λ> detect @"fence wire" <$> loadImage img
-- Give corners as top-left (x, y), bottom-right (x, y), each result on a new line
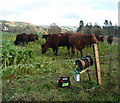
top-left (2, 53), bottom-right (119, 98)
top-left (0, 54), bottom-right (118, 69)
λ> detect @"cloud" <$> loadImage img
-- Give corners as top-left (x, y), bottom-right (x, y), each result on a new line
top-left (0, 0), bottom-right (51, 17)
top-left (62, 13), bottom-right (80, 19)
top-left (0, 0), bottom-right (118, 26)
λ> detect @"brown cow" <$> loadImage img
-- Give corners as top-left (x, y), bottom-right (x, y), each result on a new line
top-left (95, 35), bottom-right (104, 43)
top-left (100, 36), bottom-right (105, 42)
top-left (87, 34), bottom-right (104, 47)
top-left (14, 33), bottom-right (28, 45)
top-left (42, 33), bottom-right (80, 40)
top-left (68, 33), bottom-right (98, 57)
top-left (14, 33), bottom-right (39, 45)
top-left (41, 33), bottom-right (71, 56)
top-left (28, 34), bottom-right (38, 42)
top-left (107, 36), bottom-right (114, 45)
top-left (42, 34), bottom-right (51, 40)
top-left (34, 34), bottom-right (39, 40)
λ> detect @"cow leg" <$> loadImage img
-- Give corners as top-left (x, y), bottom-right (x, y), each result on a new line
top-left (90, 44), bottom-right (92, 47)
top-left (71, 47), bottom-right (76, 56)
top-left (53, 48), bottom-right (58, 56)
top-left (76, 48), bottom-right (79, 55)
top-left (110, 42), bottom-right (112, 45)
top-left (77, 48), bottom-right (83, 57)
top-left (55, 49), bottom-right (58, 56)
top-left (20, 41), bottom-right (24, 46)
top-left (80, 50), bottom-right (83, 57)
top-left (65, 47), bottom-right (70, 55)
top-left (53, 49), bottom-right (56, 55)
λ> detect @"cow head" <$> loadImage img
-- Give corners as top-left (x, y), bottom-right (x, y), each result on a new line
top-left (14, 41), bottom-right (18, 45)
top-left (100, 36), bottom-right (105, 42)
top-left (91, 34), bottom-right (98, 44)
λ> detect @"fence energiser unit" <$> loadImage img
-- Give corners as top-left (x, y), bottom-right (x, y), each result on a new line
top-left (74, 55), bottom-right (93, 81)
top-left (58, 77), bottom-right (70, 88)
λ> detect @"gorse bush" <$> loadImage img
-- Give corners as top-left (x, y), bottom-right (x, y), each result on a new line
top-left (1, 40), bottom-right (34, 68)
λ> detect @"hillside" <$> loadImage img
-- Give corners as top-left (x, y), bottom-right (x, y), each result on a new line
top-left (0, 20), bottom-right (77, 34)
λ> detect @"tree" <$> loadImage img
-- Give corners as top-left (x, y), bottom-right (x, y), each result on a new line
top-left (85, 23), bottom-right (89, 27)
top-left (89, 22), bottom-right (93, 28)
top-left (104, 20), bottom-right (108, 27)
top-left (94, 22), bottom-right (101, 28)
top-left (77, 20), bottom-right (84, 33)
top-left (82, 26), bottom-right (91, 34)
top-left (79, 20), bottom-right (84, 27)
top-left (84, 23), bottom-right (92, 33)
top-left (109, 21), bottom-right (112, 27)
top-left (48, 23), bottom-right (61, 34)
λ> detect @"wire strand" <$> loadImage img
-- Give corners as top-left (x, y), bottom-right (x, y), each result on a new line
top-left (1, 54), bottom-right (118, 69)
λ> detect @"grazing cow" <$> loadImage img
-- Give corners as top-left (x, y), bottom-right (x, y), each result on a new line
top-left (68, 33), bottom-right (98, 57)
top-left (95, 35), bottom-right (105, 42)
top-left (87, 34), bottom-right (104, 47)
top-left (107, 36), bottom-right (114, 45)
top-left (42, 33), bottom-right (71, 56)
top-left (14, 33), bottom-right (39, 45)
top-left (28, 34), bottom-right (38, 42)
top-left (42, 33), bottom-right (80, 40)
top-left (42, 34), bottom-right (51, 40)
top-left (14, 33), bottom-right (28, 45)
top-left (34, 34), bottom-right (39, 40)
top-left (100, 36), bottom-right (105, 42)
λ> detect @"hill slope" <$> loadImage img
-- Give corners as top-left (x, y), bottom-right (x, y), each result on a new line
top-left (0, 20), bottom-right (77, 34)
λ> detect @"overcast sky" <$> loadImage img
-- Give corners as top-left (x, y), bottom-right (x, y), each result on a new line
top-left (0, 0), bottom-right (119, 26)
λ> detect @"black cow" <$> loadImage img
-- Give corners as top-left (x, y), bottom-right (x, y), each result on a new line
top-left (14, 33), bottom-right (39, 45)
top-left (14, 33), bottom-right (28, 45)
top-left (107, 36), bottom-right (114, 45)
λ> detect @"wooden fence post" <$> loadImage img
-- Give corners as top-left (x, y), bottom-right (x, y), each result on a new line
top-left (93, 43), bottom-right (102, 86)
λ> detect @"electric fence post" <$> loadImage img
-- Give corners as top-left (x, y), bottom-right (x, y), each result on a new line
top-left (93, 43), bottom-right (102, 87)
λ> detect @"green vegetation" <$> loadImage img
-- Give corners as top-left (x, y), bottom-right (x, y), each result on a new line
top-left (1, 32), bottom-right (119, 102)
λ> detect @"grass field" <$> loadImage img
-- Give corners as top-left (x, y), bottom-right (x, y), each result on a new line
top-left (1, 32), bottom-right (120, 102)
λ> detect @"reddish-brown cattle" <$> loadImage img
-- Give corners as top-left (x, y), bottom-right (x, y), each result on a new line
top-left (42, 33), bottom-right (71, 56)
top-left (87, 34), bottom-right (105, 47)
top-left (42, 33), bottom-right (81, 40)
top-left (68, 33), bottom-right (98, 57)
top-left (34, 34), bottom-right (39, 40)
top-left (28, 34), bottom-right (38, 42)
top-left (107, 36), bottom-right (114, 45)
top-left (95, 34), bottom-right (104, 42)
top-left (42, 34), bottom-right (51, 40)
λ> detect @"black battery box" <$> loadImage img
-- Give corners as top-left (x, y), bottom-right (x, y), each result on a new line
top-left (58, 77), bottom-right (70, 88)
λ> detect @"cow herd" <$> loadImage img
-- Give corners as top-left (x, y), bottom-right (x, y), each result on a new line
top-left (14, 33), bottom-right (114, 56)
